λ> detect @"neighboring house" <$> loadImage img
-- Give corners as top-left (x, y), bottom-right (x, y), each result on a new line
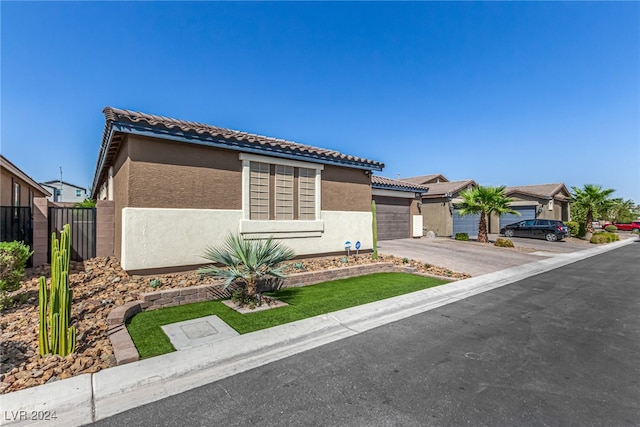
top-left (414, 178), bottom-right (479, 237)
top-left (403, 173), bottom-right (449, 185)
top-left (490, 183), bottom-right (572, 231)
top-left (40, 180), bottom-right (87, 203)
top-left (371, 176), bottom-right (429, 240)
top-left (0, 154), bottom-right (51, 245)
top-left (90, 107), bottom-right (384, 271)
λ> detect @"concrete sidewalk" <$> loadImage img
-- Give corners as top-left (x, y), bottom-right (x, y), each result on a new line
top-left (1, 237), bottom-right (636, 426)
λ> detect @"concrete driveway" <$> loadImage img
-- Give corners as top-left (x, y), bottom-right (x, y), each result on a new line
top-left (378, 234), bottom-right (633, 277)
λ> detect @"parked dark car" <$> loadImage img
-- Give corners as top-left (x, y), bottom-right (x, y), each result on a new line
top-left (500, 219), bottom-right (569, 242)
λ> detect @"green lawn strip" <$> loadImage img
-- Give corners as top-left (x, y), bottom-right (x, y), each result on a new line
top-left (126, 272), bottom-right (448, 359)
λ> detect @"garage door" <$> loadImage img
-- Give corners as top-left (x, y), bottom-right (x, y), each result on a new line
top-left (500, 206), bottom-right (536, 229)
top-left (452, 208), bottom-right (480, 238)
top-left (374, 198), bottom-right (410, 240)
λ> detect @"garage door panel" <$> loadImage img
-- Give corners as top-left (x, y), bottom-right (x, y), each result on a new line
top-left (452, 209), bottom-right (480, 238)
top-left (376, 202), bottom-right (410, 240)
top-left (500, 206), bottom-right (536, 229)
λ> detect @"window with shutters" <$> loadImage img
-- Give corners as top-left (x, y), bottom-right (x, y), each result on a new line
top-left (275, 165), bottom-right (294, 220)
top-left (250, 162), bottom-right (270, 220)
top-left (298, 168), bottom-right (316, 220)
top-left (246, 159), bottom-right (319, 221)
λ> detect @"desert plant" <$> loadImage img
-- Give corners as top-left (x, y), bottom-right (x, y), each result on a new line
top-left (0, 241), bottom-right (32, 309)
top-left (590, 232), bottom-right (620, 244)
top-left (402, 257), bottom-right (409, 264)
top-left (565, 221), bottom-right (579, 237)
top-left (604, 225), bottom-right (618, 233)
top-left (570, 184), bottom-right (615, 236)
top-left (73, 198), bottom-right (96, 208)
top-left (293, 262), bottom-right (305, 270)
top-left (149, 278), bottom-right (162, 288)
top-left (371, 200), bottom-right (378, 260)
top-left (494, 238), bottom-right (514, 248)
top-left (454, 233), bottom-right (469, 241)
top-left (38, 224), bottom-right (76, 357)
top-left (198, 234), bottom-right (295, 303)
top-left (457, 186), bottom-right (519, 243)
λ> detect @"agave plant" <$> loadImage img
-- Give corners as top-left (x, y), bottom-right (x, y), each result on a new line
top-left (198, 234), bottom-right (295, 302)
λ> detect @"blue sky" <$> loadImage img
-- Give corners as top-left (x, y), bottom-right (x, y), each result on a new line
top-left (2, 2), bottom-right (639, 202)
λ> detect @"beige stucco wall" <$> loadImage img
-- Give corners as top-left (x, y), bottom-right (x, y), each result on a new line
top-left (421, 198), bottom-right (453, 237)
top-left (1, 168), bottom-right (48, 207)
top-left (120, 208), bottom-right (373, 271)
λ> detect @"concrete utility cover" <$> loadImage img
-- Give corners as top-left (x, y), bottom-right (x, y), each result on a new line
top-left (161, 315), bottom-right (239, 350)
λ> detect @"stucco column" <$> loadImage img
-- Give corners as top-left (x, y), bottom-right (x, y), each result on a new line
top-left (32, 197), bottom-right (49, 266)
top-left (96, 200), bottom-right (115, 257)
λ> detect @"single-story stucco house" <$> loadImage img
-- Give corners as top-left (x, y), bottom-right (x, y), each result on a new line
top-left (90, 107), bottom-right (384, 272)
top-left (489, 183), bottom-right (572, 231)
top-left (371, 175), bottom-right (429, 240)
top-left (403, 176), bottom-right (478, 237)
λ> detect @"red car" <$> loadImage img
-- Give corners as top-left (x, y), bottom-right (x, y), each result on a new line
top-left (601, 220), bottom-right (640, 231)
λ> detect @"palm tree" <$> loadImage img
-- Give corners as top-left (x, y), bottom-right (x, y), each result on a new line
top-left (198, 234), bottom-right (295, 303)
top-left (456, 185), bottom-right (519, 243)
top-left (570, 184), bottom-right (615, 236)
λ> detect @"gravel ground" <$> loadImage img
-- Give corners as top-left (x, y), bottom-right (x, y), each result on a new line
top-left (0, 253), bottom-right (470, 394)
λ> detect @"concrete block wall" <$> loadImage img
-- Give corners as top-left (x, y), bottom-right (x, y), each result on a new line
top-left (30, 198), bottom-right (114, 266)
top-left (96, 200), bottom-right (114, 257)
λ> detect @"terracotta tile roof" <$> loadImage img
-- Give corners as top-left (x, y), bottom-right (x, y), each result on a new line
top-left (92, 107), bottom-right (385, 199)
top-left (371, 175), bottom-right (429, 193)
top-left (421, 180), bottom-right (477, 198)
top-left (403, 174), bottom-right (449, 185)
top-left (504, 183), bottom-right (570, 200)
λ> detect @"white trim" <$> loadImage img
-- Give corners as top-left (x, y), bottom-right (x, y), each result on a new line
top-left (315, 169), bottom-right (322, 220)
top-left (107, 166), bottom-right (114, 201)
top-left (372, 188), bottom-right (419, 199)
top-left (239, 153), bottom-right (324, 170)
top-left (242, 160), bottom-right (250, 220)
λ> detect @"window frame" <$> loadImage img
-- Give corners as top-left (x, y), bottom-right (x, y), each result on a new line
top-left (240, 153), bottom-right (324, 237)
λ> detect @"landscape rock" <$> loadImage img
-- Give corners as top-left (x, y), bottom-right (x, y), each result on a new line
top-left (1, 253), bottom-right (470, 394)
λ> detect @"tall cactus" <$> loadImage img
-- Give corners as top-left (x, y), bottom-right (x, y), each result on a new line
top-left (38, 224), bottom-right (76, 357)
top-left (371, 200), bottom-right (378, 260)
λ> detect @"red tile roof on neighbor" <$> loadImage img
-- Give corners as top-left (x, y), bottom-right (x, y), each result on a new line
top-left (371, 175), bottom-right (430, 193)
top-left (504, 183), bottom-right (570, 200)
top-left (421, 180), bottom-right (478, 198)
top-left (92, 107), bottom-right (385, 199)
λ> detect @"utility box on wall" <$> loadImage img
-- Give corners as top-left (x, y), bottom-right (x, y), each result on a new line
top-left (412, 215), bottom-right (423, 238)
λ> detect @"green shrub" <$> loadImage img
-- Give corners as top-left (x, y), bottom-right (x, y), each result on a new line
top-left (0, 241), bottom-right (32, 307)
top-left (149, 278), bottom-right (162, 288)
top-left (494, 238), bottom-right (514, 248)
top-left (73, 198), bottom-right (96, 208)
top-left (402, 257), bottom-right (409, 264)
top-left (454, 233), bottom-right (469, 241)
top-left (632, 229), bottom-right (640, 235)
top-left (604, 225), bottom-right (618, 232)
top-left (577, 222), bottom-right (586, 238)
top-left (590, 232), bottom-right (620, 244)
top-left (565, 221), bottom-right (579, 236)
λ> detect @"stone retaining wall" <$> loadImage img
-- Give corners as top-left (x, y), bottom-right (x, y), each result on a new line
top-left (139, 263), bottom-right (416, 310)
top-left (108, 262), bottom-right (419, 365)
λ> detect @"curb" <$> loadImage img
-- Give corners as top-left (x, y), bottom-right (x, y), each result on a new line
top-left (0, 237), bottom-right (635, 426)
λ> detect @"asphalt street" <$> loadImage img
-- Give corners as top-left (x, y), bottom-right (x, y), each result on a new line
top-left (95, 242), bottom-right (640, 427)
